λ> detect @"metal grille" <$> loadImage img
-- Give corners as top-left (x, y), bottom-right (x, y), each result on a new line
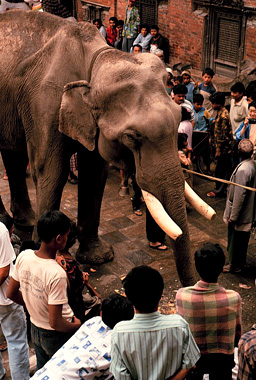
top-left (216, 17), bottom-right (240, 65)
top-left (137, 0), bottom-right (157, 25)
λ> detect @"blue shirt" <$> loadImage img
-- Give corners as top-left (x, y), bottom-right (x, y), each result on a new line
top-left (110, 311), bottom-right (200, 380)
top-left (235, 121), bottom-right (251, 141)
top-left (186, 82), bottom-right (195, 104)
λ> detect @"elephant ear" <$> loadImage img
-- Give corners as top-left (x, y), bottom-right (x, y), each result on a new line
top-left (59, 80), bottom-right (96, 151)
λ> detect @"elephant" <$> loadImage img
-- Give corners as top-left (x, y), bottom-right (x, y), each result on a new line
top-left (0, 10), bottom-right (216, 286)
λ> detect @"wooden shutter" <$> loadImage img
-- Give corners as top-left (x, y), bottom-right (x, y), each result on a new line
top-left (137, 0), bottom-right (157, 26)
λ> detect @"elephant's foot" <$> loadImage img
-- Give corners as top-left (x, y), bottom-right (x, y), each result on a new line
top-left (76, 237), bottom-right (114, 265)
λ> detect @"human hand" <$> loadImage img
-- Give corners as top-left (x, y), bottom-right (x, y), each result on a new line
top-left (194, 81), bottom-right (198, 88)
top-left (244, 117), bottom-right (249, 127)
top-left (82, 272), bottom-right (89, 285)
top-left (72, 316), bottom-right (81, 328)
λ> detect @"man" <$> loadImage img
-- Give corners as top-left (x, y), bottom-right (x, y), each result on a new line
top-left (237, 324), bottom-right (256, 380)
top-left (0, 215), bottom-right (30, 380)
top-left (173, 84), bottom-right (195, 128)
top-left (149, 25), bottom-right (169, 63)
top-left (110, 265), bottom-right (200, 380)
top-left (207, 92), bottom-right (233, 198)
top-left (122, 0), bottom-right (140, 53)
top-left (223, 139), bottom-right (256, 273)
top-left (176, 243), bottom-right (242, 380)
top-left (31, 294), bottom-right (134, 379)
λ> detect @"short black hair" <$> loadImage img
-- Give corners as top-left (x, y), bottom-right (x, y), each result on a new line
top-left (193, 93), bottom-right (204, 104)
top-left (37, 210), bottom-right (71, 243)
top-left (172, 84), bottom-right (188, 95)
top-left (61, 220), bottom-right (77, 250)
top-left (249, 101), bottom-right (256, 109)
top-left (150, 25), bottom-right (159, 32)
top-left (0, 214), bottom-right (14, 232)
top-left (117, 19), bottom-right (124, 26)
top-left (178, 133), bottom-right (188, 150)
top-left (209, 91), bottom-right (226, 106)
top-left (140, 24), bottom-right (149, 32)
top-left (93, 18), bottom-right (102, 26)
top-left (247, 91), bottom-right (256, 102)
top-left (109, 17), bottom-right (118, 24)
top-left (123, 265), bottom-right (164, 312)
top-left (20, 240), bottom-right (40, 252)
top-left (230, 82), bottom-right (245, 94)
top-left (246, 81), bottom-right (256, 97)
top-left (101, 294), bottom-right (134, 329)
top-left (202, 67), bottom-right (215, 77)
top-left (195, 243), bottom-right (225, 282)
top-left (181, 106), bottom-right (191, 121)
top-left (133, 44), bottom-right (142, 51)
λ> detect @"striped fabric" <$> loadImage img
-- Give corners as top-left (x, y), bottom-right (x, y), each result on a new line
top-left (237, 325), bottom-right (256, 380)
top-left (110, 312), bottom-right (200, 380)
top-left (176, 280), bottom-right (242, 355)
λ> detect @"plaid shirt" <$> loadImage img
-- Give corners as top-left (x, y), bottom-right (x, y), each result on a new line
top-left (237, 325), bottom-right (256, 380)
top-left (176, 280), bottom-right (242, 355)
top-left (214, 107), bottom-right (233, 153)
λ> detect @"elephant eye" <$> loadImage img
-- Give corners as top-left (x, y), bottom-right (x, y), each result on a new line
top-left (121, 132), bottom-right (142, 151)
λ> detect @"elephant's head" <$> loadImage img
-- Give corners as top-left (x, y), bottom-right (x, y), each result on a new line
top-left (59, 50), bottom-right (215, 286)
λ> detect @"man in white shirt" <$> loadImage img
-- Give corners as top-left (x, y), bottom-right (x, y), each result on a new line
top-left (230, 82), bottom-right (248, 135)
top-left (0, 216), bottom-right (30, 380)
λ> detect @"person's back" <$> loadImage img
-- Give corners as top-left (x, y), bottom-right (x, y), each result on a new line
top-left (111, 266), bottom-right (200, 380)
top-left (237, 324), bottom-right (256, 380)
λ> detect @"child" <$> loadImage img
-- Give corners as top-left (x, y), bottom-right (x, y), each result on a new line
top-left (230, 82), bottom-right (248, 135)
top-left (198, 67), bottom-right (216, 116)
top-left (165, 67), bottom-right (174, 95)
top-left (181, 70), bottom-right (196, 104)
top-left (106, 17), bottom-right (118, 46)
top-left (178, 133), bottom-right (192, 168)
top-left (7, 210), bottom-right (81, 370)
top-left (56, 221), bottom-right (101, 323)
top-left (133, 24), bottom-right (151, 52)
top-left (193, 93), bottom-right (211, 132)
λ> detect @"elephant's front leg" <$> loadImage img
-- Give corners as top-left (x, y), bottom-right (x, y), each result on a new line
top-left (76, 146), bottom-right (114, 264)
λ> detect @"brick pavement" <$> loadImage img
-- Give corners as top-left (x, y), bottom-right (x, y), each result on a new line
top-left (0, 160), bottom-right (256, 378)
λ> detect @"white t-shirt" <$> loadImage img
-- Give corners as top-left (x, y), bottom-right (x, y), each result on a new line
top-left (0, 223), bottom-right (16, 306)
top-left (12, 249), bottom-right (74, 330)
top-left (178, 120), bottom-right (193, 148)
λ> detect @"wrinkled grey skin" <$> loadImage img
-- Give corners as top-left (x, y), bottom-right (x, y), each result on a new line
top-left (0, 10), bottom-right (195, 286)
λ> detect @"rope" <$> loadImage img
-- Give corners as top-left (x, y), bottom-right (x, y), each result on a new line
top-left (183, 168), bottom-right (256, 192)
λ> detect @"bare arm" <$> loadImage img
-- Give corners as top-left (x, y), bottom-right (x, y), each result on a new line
top-left (83, 272), bottom-right (101, 299)
top-left (7, 277), bottom-right (25, 306)
top-left (49, 304), bottom-right (81, 333)
top-left (0, 265), bottom-right (10, 287)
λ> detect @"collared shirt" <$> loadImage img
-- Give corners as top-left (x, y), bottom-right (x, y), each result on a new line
top-left (214, 107), bottom-right (233, 153)
top-left (176, 281), bottom-right (242, 355)
top-left (230, 97), bottom-right (248, 135)
top-left (31, 316), bottom-right (114, 380)
top-left (237, 325), bottom-right (256, 380)
top-left (122, 5), bottom-right (140, 39)
top-left (110, 311), bottom-right (200, 380)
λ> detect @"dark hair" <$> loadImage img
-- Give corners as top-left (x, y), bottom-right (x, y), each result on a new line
top-left (230, 82), bottom-right (245, 94)
top-left (93, 18), bottom-right (102, 27)
top-left (62, 220), bottom-right (77, 251)
top-left (133, 44), bottom-right (142, 51)
top-left (246, 81), bottom-right (256, 97)
top-left (193, 93), bottom-right (204, 104)
top-left (123, 265), bottom-right (164, 312)
top-left (20, 240), bottom-right (40, 252)
top-left (173, 76), bottom-right (183, 84)
top-left (140, 24), bottom-right (149, 32)
top-left (37, 210), bottom-right (71, 243)
top-left (195, 243), bottom-right (225, 282)
top-left (202, 67), bottom-right (215, 77)
top-left (178, 133), bottom-right (188, 150)
top-left (101, 294), bottom-right (134, 329)
top-left (0, 214), bottom-right (14, 232)
top-left (247, 91), bottom-right (256, 102)
top-left (209, 91), bottom-right (226, 106)
top-left (172, 84), bottom-right (188, 95)
top-left (109, 17), bottom-right (118, 24)
top-left (181, 106), bottom-right (191, 121)
top-left (117, 19), bottom-right (124, 26)
top-left (150, 25), bottom-right (159, 32)
top-left (248, 101), bottom-right (256, 109)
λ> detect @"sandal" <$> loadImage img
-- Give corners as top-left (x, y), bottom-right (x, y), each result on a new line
top-left (134, 209), bottom-right (143, 216)
top-left (206, 191), bottom-right (216, 198)
top-left (149, 243), bottom-right (168, 251)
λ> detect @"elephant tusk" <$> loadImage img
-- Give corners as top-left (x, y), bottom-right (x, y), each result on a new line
top-left (141, 189), bottom-right (183, 241)
top-left (184, 181), bottom-right (216, 220)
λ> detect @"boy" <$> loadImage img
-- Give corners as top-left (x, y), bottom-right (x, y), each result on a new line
top-left (198, 67), bottom-right (216, 116)
top-left (182, 70), bottom-right (195, 104)
top-left (7, 210), bottom-right (81, 370)
top-left (149, 24), bottom-right (169, 63)
top-left (106, 17), bottom-right (118, 46)
top-left (193, 93), bottom-right (211, 132)
top-left (230, 82), bottom-right (248, 135)
top-left (110, 265), bottom-right (200, 380)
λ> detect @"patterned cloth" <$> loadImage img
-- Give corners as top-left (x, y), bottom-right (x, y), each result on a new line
top-left (176, 280), bottom-right (242, 355)
top-left (70, 153), bottom-right (78, 172)
top-left (122, 4), bottom-right (140, 39)
top-left (214, 107), bottom-right (233, 153)
top-left (31, 316), bottom-right (114, 380)
top-left (41, 0), bottom-right (73, 18)
top-left (237, 325), bottom-right (256, 380)
top-left (110, 311), bottom-right (200, 380)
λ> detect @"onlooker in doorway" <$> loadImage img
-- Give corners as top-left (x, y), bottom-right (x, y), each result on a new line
top-left (223, 139), bottom-right (256, 273)
top-left (122, 0), bottom-right (140, 53)
top-left (237, 324), bottom-right (256, 380)
top-left (149, 24), bottom-right (169, 63)
top-left (132, 24), bottom-right (151, 52)
top-left (230, 82), bottom-right (248, 136)
top-left (198, 67), bottom-right (216, 116)
top-left (176, 242), bottom-right (242, 380)
top-left (106, 17), bottom-right (118, 46)
top-left (93, 18), bottom-right (107, 39)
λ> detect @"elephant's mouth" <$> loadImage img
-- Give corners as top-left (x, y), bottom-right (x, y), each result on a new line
top-left (142, 183), bottom-right (216, 241)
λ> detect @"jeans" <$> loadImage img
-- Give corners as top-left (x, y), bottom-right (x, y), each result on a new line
top-left (0, 303), bottom-right (30, 380)
top-left (31, 323), bottom-right (72, 370)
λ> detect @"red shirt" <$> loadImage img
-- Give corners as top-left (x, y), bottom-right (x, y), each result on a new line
top-left (106, 26), bottom-right (117, 46)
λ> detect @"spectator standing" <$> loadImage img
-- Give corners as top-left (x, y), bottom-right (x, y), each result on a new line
top-left (149, 25), bottom-right (169, 63)
top-left (106, 17), bottom-right (118, 46)
top-left (176, 242), bottom-right (242, 380)
top-left (182, 70), bottom-right (196, 104)
top-left (237, 324), bottom-right (256, 380)
top-left (122, 0), bottom-right (140, 53)
top-left (193, 93), bottom-right (211, 132)
top-left (7, 210), bottom-right (81, 370)
top-left (223, 139), bottom-right (256, 273)
top-left (111, 265), bottom-right (200, 380)
top-left (93, 18), bottom-right (107, 39)
top-left (133, 24), bottom-right (151, 52)
top-left (198, 67), bottom-right (216, 116)
top-left (207, 92), bottom-right (233, 198)
top-left (230, 82), bottom-right (248, 136)
top-left (0, 217), bottom-right (30, 380)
